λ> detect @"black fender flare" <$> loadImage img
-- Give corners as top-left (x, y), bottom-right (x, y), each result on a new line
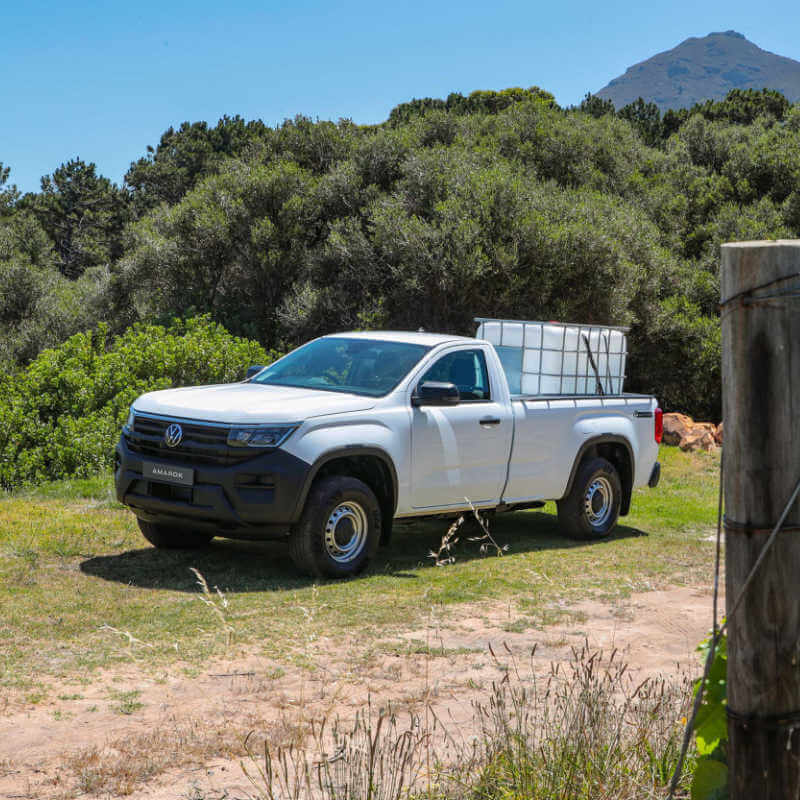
top-left (291, 446), bottom-right (399, 536)
top-left (562, 435), bottom-right (635, 516)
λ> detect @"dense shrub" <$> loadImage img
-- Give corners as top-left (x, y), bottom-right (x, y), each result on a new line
top-left (116, 159), bottom-right (317, 345)
top-left (629, 296), bottom-right (721, 419)
top-left (0, 317), bottom-right (274, 487)
top-left (5, 87), bottom-right (800, 437)
top-left (0, 212), bottom-right (114, 366)
top-left (387, 86), bottom-right (557, 125)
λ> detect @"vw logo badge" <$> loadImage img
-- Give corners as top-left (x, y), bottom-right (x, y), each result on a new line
top-left (164, 423), bottom-right (183, 448)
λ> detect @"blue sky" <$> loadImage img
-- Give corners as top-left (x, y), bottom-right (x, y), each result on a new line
top-left (2, 0), bottom-right (798, 194)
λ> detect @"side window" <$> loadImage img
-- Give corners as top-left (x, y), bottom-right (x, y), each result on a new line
top-left (418, 349), bottom-right (491, 401)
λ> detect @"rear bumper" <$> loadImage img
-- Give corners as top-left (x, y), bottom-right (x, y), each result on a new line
top-left (648, 461), bottom-right (661, 489)
top-left (114, 435), bottom-right (311, 538)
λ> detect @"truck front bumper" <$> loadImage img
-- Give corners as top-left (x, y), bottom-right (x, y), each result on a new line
top-left (114, 435), bottom-right (312, 538)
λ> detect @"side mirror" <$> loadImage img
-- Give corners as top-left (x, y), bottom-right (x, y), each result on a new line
top-left (412, 381), bottom-right (460, 407)
top-left (246, 365), bottom-right (264, 380)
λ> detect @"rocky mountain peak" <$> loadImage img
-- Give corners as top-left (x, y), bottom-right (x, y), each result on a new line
top-left (595, 32), bottom-right (800, 111)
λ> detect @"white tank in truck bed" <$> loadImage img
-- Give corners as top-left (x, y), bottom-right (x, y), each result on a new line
top-left (475, 317), bottom-right (628, 396)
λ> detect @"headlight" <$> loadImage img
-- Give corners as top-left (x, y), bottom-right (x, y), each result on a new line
top-left (227, 425), bottom-right (297, 448)
top-left (125, 406), bottom-right (136, 430)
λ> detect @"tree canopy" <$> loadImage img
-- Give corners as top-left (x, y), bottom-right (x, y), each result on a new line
top-left (3, 86), bottom-right (800, 421)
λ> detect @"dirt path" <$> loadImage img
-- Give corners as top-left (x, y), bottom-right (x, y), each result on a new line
top-left (0, 584), bottom-right (715, 800)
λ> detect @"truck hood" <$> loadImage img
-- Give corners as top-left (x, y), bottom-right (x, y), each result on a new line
top-left (133, 383), bottom-right (375, 424)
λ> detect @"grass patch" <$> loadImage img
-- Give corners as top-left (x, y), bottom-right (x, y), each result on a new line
top-left (109, 689), bottom-right (144, 715)
top-left (0, 446), bottom-right (719, 690)
top-left (380, 638), bottom-right (482, 658)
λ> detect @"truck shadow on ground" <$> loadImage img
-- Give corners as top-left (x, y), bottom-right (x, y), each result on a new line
top-left (79, 510), bottom-right (647, 594)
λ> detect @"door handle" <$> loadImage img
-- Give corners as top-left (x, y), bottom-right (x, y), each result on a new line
top-left (479, 417), bottom-right (502, 426)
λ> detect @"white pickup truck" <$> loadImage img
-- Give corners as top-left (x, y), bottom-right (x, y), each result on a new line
top-left (115, 320), bottom-right (662, 577)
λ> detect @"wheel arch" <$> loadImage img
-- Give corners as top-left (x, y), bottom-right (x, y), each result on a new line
top-left (562, 435), bottom-right (635, 516)
top-left (293, 447), bottom-right (398, 544)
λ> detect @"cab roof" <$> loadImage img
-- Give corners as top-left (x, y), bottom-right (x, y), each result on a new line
top-left (322, 330), bottom-right (476, 347)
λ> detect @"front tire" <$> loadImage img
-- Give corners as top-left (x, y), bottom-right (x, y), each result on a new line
top-left (138, 519), bottom-right (214, 549)
top-left (289, 476), bottom-right (381, 578)
top-left (557, 457), bottom-right (621, 540)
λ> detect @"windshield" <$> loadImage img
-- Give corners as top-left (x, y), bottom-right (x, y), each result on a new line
top-left (251, 337), bottom-right (431, 397)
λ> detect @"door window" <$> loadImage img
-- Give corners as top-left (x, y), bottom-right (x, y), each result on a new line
top-left (418, 349), bottom-right (490, 402)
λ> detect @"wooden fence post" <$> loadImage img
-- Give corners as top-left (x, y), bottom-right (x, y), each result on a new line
top-left (721, 240), bottom-right (800, 798)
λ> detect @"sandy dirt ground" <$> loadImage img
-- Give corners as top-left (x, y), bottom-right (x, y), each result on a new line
top-left (0, 584), bottom-right (716, 800)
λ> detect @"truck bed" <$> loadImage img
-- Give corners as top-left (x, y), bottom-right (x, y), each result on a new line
top-left (502, 392), bottom-right (658, 503)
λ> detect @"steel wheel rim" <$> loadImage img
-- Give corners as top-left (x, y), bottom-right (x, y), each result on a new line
top-left (584, 476), bottom-right (613, 527)
top-left (324, 501), bottom-right (368, 563)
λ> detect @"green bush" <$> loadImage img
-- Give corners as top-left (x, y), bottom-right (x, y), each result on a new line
top-left (0, 317), bottom-right (274, 488)
top-left (628, 296), bottom-right (722, 420)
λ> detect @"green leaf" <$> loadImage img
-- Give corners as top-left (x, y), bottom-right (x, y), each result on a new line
top-left (691, 758), bottom-right (728, 800)
top-left (693, 630), bottom-right (728, 756)
top-left (694, 697), bottom-right (727, 755)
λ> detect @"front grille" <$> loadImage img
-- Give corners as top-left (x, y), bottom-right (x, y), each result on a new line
top-left (126, 415), bottom-right (255, 467)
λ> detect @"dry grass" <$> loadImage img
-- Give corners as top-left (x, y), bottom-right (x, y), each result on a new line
top-left (62, 699), bottom-right (375, 797)
top-left (242, 702), bottom-right (433, 800)
top-left (238, 645), bottom-right (693, 800)
top-left (64, 717), bottom-right (248, 796)
top-left (461, 644), bottom-right (691, 799)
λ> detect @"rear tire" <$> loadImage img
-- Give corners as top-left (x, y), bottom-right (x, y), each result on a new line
top-left (289, 476), bottom-right (381, 578)
top-left (138, 519), bottom-right (214, 549)
top-left (557, 457), bottom-right (621, 540)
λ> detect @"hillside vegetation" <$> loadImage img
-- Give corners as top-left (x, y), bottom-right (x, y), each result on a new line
top-left (2, 86), bottom-right (799, 482)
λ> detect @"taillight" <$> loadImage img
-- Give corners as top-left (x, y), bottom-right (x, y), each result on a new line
top-left (654, 407), bottom-right (663, 444)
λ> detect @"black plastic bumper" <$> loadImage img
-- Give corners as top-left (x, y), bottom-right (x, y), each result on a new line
top-left (648, 461), bottom-right (661, 489)
top-left (114, 435), bottom-right (312, 538)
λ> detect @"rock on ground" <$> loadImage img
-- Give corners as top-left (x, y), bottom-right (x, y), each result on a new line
top-left (663, 412), bottom-right (721, 452)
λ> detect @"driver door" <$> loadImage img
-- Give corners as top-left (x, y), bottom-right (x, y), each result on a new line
top-left (410, 348), bottom-right (513, 509)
